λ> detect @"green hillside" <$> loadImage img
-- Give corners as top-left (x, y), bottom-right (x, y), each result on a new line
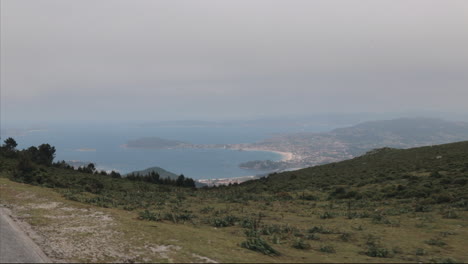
top-left (1, 139), bottom-right (467, 262)
top-left (126, 166), bottom-right (180, 180)
top-left (127, 166), bottom-right (207, 187)
top-left (241, 141), bottom-right (468, 199)
top-left (247, 118), bottom-right (468, 169)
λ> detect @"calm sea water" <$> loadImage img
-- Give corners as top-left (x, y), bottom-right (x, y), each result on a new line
top-left (4, 122), bottom-right (327, 179)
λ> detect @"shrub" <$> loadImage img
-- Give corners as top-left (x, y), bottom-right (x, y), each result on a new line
top-left (414, 204), bottom-right (433, 212)
top-left (392, 246), bottom-right (403, 254)
top-left (138, 210), bottom-right (161, 221)
top-left (442, 209), bottom-right (459, 219)
top-left (371, 214), bottom-right (389, 224)
top-left (452, 199), bottom-right (468, 210)
top-left (241, 237), bottom-right (280, 256)
top-left (434, 193), bottom-right (453, 203)
top-left (415, 248), bottom-right (427, 256)
top-left (366, 235), bottom-right (390, 258)
top-left (340, 232), bottom-right (352, 242)
top-left (210, 215), bottom-right (239, 227)
top-left (452, 178), bottom-right (467, 185)
top-left (347, 211), bottom-right (371, 219)
top-left (240, 217), bottom-right (256, 229)
top-left (300, 194), bottom-right (318, 201)
top-left (319, 211), bottom-right (334, 219)
top-left (292, 238), bottom-right (311, 250)
top-left (425, 239), bottom-right (446, 247)
top-left (308, 226), bottom-right (334, 234)
top-left (366, 245), bottom-right (390, 258)
top-left (319, 245), bottom-right (336, 253)
top-left (306, 233), bottom-right (320, 240)
top-left (199, 206), bottom-right (214, 214)
top-left (164, 210), bottom-right (195, 223)
top-left (275, 192), bottom-right (293, 200)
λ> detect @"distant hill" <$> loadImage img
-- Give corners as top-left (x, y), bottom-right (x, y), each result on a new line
top-left (242, 117), bottom-right (468, 169)
top-left (126, 166), bottom-right (207, 187)
top-left (126, 166), bottom-right (180, 179)
top-left (330, 118), bottom-right (468, 155)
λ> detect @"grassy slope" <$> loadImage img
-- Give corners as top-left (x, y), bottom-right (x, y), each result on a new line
top-left (242, 141), bottom-right (468, 193)
top-left (1, 141), bottom-right (467, 262)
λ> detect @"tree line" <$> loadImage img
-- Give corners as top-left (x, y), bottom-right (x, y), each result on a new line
top-left (126, 171), bottom-right (196, 187)
top-left (0, 137), bottom-right (195, 188)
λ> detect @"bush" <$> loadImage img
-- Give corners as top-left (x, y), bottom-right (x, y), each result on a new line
top-left (319, 211), bottom-right (334, 219)
top-left (241, 237), bottom-right (280, 256)
top-left (275, 192), bottom-right (293, 200)
top-left (415, 248), bottom-right (427, 256)
top-left (164, 210), bottom-right (195, 223)
top-left (442, 209), bottom-right (459, 219)
top-left (210, 215), bottom-right (239, 227)
top-left (319, 245), bottom-right (336, 253)
top-left (271, 234), bottom-right (281, 244)
top-left (425, 239), bottom-right (446, 247)
top-left (306, 233), bottom-right (320, 240)
top-left (366, 245), bottom-right (390, 258)
top-left (240, 217), bottom-right (257, 229)
top-left (430, 171), bottom-right (442, 178)
top-left (138, 210), bottom-right (161, 221)
top-left (371, 214), bottom-right (387, 223)
top-left (434, 193), bottom-right (453, 203)
top-left (292, 238), bottom-right (311, 250)
top-left (78, 177), bottom-right (105, 194)
top-left (340, 232), bottom-right (352, 242)
top-left (366, 235), bottom-right (390, 258)
top-left (452, 178), bottom-right (467, 185)
top-left (308, 226), bottom-right (334, 234)
top-left (199, 206), bottom-right (214, 214)
top-left (300, 194), bottom-right (318, 201)
top-left (414, 204), bottom-right (433, 212)
top-left (347, 211), bottom-right (371, 219)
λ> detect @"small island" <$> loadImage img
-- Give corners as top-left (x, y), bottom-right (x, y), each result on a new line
top-left (123, 137), bottom-right (190, 149)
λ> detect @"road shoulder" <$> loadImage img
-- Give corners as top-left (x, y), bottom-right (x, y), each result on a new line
top-left (0, 207), bottom-right (51, 263)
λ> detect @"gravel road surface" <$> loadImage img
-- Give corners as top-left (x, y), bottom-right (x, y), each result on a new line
top-left (0, 207), bottom-right (50, 263)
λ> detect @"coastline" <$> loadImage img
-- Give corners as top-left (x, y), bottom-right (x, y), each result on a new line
top-left (197, 175), bottom-right (259, 187)
top-left (197, 148), bottom-right (298, 186)
top-left (271, 150), bottom-right (294, 162)
top-left (234, 147), bottom-right (295, 162)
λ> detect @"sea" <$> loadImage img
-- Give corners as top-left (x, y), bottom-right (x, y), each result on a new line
top-left (2, 121), bottom-right (332, 180)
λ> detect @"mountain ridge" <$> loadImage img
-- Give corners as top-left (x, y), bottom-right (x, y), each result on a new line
top-left (239, 117), bottom-right (468, 170)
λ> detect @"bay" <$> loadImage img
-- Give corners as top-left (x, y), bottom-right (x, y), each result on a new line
top-left (4, 122), bottom-right (283, 179)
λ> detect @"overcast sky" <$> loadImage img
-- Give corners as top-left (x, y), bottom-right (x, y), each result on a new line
top-left (1, 0), bottom-right (468, 123)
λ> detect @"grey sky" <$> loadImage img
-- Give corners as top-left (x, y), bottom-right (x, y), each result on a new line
top-left (1, 0), bottom-right (468, 122)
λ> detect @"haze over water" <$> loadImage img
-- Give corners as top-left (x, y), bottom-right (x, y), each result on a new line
top-left (3, 121), bottom-right (332, 179)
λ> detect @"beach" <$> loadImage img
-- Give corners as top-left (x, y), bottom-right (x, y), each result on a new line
top-left (271, 150), bottom-right (294, 161)
top-left (234, 147), bottom-right (296, 162)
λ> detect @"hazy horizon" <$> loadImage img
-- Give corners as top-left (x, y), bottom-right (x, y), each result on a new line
top-left (2, 0), bottom-right (468, 123)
